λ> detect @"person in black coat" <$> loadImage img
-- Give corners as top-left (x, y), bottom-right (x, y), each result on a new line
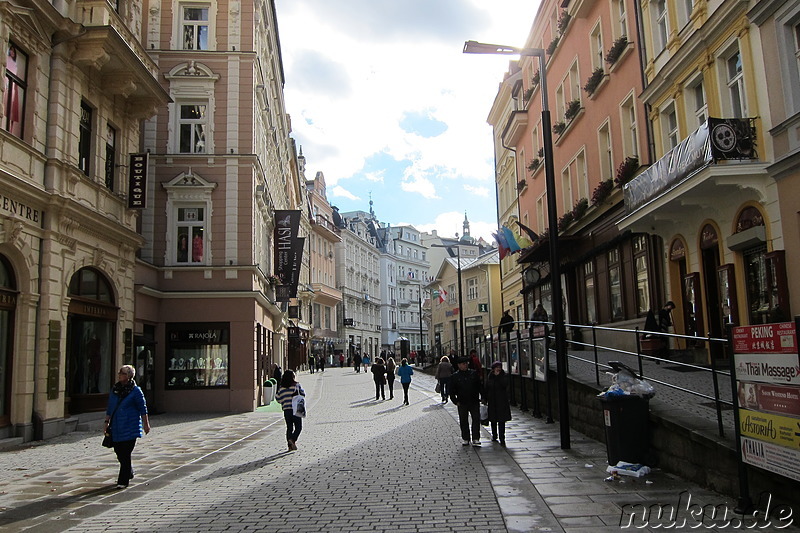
top-left (484, 361), bottom-right (512, 447)
top-left (449, 357), bottom-right (483, 446)
top-left (498, 310), bottom-right (514, 335)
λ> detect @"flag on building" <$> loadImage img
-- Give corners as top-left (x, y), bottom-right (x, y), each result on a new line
top-left (438, 286), bottom-right (448, 303)
top-left (502, 226), bottom-right (521, 252)
top-left (493, 231), bottom-right (510, 259)
top-left (515, 220), bottom-right (540, 243)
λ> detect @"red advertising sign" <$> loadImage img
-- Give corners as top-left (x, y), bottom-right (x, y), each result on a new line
top-left (733, 322), bottom-right (797, 354)
top-left (738, 382), bottom-right (800, 417)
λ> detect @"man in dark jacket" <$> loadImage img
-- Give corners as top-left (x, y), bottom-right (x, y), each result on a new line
top-left (498, 310), bottom-right (514, 335)
top-left (449, 357), bottom-right (483, 446)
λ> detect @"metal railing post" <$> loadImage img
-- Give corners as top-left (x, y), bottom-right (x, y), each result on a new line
top-left (592, 323), bottom-right (599, 385)
top-left (507, 330), bottom-right (517, 406)
top-left (545, 324), bottom-right (554, 423)
top-left (518, 329), bottom-right (527, 411)
top-left (709, 331), bottom-right (724, 437)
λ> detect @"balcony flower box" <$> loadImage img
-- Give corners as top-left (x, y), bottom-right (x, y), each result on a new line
top-left (605, 36), bottom-right (629, 66)
top-left (614, 156), bottom-right (640, 187)
top-left (583, 67), bottom-right (606, 97)
top-left (591, 179), bottom-right (614, 205)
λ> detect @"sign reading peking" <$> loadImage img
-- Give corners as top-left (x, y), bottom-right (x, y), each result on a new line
top-left (273, 210), bottom-right (302, 302)
top-left (128, 153), bottom-right (148, 209)
top-left (732, 321), bottom-right (800, 484)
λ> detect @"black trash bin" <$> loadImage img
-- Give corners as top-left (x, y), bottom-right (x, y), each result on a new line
top-left (599, 394), bottom-right (649, 465)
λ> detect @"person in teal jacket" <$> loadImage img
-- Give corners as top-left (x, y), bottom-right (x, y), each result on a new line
top-left (104, 365), bottom-right (150, 488)
top-left (396, 358), bottom-right (414, 405)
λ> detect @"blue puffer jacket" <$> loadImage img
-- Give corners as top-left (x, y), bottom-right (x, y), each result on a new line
top-left (106, 386), bottom-right (147, 442)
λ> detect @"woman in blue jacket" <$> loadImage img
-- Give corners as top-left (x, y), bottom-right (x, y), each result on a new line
top-left (104, 365), bottom-right (150, 488)
top-left (396, 358), bottom-right (414, 405)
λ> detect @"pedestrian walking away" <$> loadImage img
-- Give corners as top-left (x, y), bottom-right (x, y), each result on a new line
top-left (104, 365), bottom-right (151, 489)
top-left (396, 357), bottom-right (414, 405)
top-left (362, 353), bottom-right (371, 373)
top-left (271, 363), bottom-right (282, 384)
top-left (386, 357), bottom-right (396, 400)
top-left (275, 370), bottom-right (305, 451)
top-left (371, 357), bottom-right (387, 400)
top-left (353, 353), bottom-right (360, 373)
top-left (532, 303), bottom-right (548, 323)
top-left (498, 310), bottom-right (514, 335)
top-left (449, 356), bottom-right (483, 446)
top-left (435, 355), bottom-right (452, 403)
top-left (484, 361), bottom-right (512, 447)
top-left (308, 354), bottom-right (316, 374)
top-left (339, 353), bottom-right (345, 368)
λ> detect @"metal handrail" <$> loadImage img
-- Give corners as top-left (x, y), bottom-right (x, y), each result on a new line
top-left (433, 320), bottom-right (733, 438)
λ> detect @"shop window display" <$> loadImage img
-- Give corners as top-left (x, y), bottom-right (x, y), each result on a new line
top-left (166, 323), bottom-right (229, 389)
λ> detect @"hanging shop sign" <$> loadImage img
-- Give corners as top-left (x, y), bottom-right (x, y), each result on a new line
top-left (128, 153), bottom-right (148, 209)
top-left (273, 210), bottom-right (303, 302)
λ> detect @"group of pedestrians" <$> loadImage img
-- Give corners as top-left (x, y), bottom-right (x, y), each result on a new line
top-left (435, 351), bottom-right (511, 447)
top-left (370, 357), bottom-right (413, 404)
top-left (101, 350), bottom-right (508, 491)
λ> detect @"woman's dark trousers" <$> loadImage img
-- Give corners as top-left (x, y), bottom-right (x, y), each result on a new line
top-left (113, 439), bottom-right (137, 486)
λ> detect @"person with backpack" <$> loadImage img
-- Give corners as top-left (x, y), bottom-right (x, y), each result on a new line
top-left (275, 370), bottom-right (305, 451)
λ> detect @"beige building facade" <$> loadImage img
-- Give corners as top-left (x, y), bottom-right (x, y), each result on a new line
top-left (1, 0), bottom-right (168, 440)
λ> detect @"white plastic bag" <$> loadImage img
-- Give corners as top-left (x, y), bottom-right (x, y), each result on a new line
top-left (291, 394), bottom-right (307, 418)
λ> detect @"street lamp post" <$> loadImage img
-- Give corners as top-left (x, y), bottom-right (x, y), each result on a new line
top-left (417, 285), bottom-right (425, 362)
top-left (432, 244), bottom-right (466, 357)
top-left (463, 40), bottom-right (570, 450)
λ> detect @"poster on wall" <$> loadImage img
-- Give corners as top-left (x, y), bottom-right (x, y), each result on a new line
top-left (732, 321), bottom-right (800, 482)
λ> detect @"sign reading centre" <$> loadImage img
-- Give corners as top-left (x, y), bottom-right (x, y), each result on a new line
top-left (273, 210), bottom-right (303, 302)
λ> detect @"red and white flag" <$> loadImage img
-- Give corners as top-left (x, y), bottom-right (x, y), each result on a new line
top-left (438, 286), bottom-right (448, 303)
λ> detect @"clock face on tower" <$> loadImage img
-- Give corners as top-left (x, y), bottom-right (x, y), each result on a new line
top-left (524, 268), bottom-right (541, 285)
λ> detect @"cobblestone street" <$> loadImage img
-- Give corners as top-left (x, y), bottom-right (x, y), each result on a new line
top-left (0, 368), bottom-right (795, 532)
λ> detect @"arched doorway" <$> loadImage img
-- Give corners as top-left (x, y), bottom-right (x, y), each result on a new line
top-left (0, 255), bottom-right (17, 428)
top-left (66, 268), bottom-right (117, 414)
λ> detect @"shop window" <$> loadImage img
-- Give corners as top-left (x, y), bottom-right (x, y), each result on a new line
top-left (633, 235), bottom-right (650, 316)
top-left (166, 323), bottom-right (229, 388)
top-left (608, 248), bottom-right (623, 320)
top-left (67, 268), bottom-right (116, 405)
top-left (3, 42), bottom-right (27, 138)
top-left (744, 245), bottom-right (768, 324)
top-left (584, 261), bottom-right (597, 324)
top-left (0, 256), bottom-right (16, 425)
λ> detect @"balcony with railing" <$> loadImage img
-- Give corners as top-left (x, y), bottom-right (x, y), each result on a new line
top-left (311, 214), bottom-right (341, 241)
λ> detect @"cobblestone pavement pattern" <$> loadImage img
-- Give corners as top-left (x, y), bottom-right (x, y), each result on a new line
top-left (0, 368), bottom-right (795, 532)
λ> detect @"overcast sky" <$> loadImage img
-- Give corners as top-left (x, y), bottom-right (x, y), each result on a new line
top-left (275, 0), bottom-right (541, 242)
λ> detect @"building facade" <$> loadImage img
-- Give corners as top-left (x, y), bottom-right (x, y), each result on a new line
top-left (336, 209), bottom-right (381, 362)
top-left (306, 170), bottom-right (343, 365)
top-left (489, 0), bottom-right (659, 340)
top-left (621, 0), bottom-right (786, 361)
top-left (134, 0), bottom-right (299, 412)
top-left (1, 0), bottom-right (168, 440)
top-left (378, 224), bottom-right (430, 355)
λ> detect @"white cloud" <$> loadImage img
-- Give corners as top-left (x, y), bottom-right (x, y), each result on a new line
top-left (401, 174), bottom-right (439, 199)
top-left (464, 184), bottom-right (491, 197)
top-left (276, 0), bottom-right (540, 241)
top-left (331, 186), bottom-right (360, 201)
